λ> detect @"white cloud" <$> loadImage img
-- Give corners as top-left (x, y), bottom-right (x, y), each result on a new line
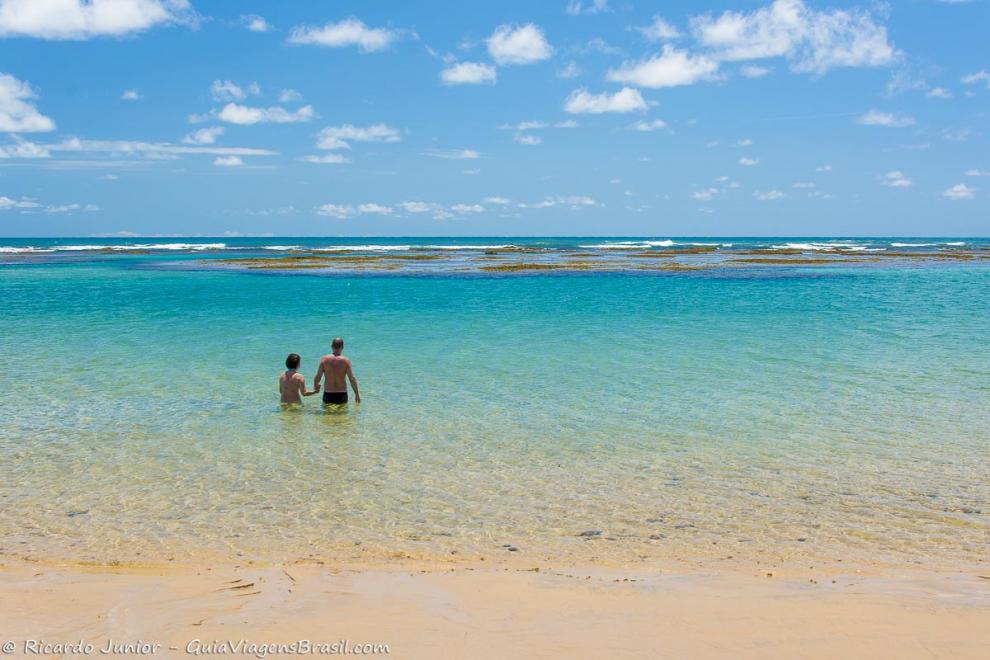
top-left (0, 195), bottom-right (39, 209)
top-left (943, 183), bottom-right (975, 200)
top-left (564, 87), bottom-right (647, 114)
top-left (739, 156), bottom-right (759, 166)
top-left (210, 80), bottom-right (260, 103)
top-left (606, 45), bottom-right (719, 88)
top-left (926, 87), bottom-right (952, 99)
top-left (754, 190), bottom-right (784, 201)
top-left (43, 203), bottom-right (99, 213)
top-left (741, 64), bottom-right (772, 78)
top-left (440, 61), bottom-right (496, 85)
top-left (0, 73), bottom-right (55, 132)
top-left (213, 156), bottom-right (243, 167)
top-left (32, 137), bottom-right (276, 159)
top-left (514, 134), bottom-right (541, 145)
top-left (451, 203), bottom-right (485, 213)
top-left (565, 0), bottom-right (610, 16)
top-left (628, 119), bottom-right (668, 131)
top-left (301, 154), bottom-right (349, 164)
top-left (690, 0), bottom-right (898, 74)
top-left (217, 103), bottom-right (316, 125)
top-left (691, 187), bottom-right (719, 201)
top-left (879, 170), bottom-right (912, 188)
top-left (858, 109), bottom-right (915, 127)
top-left (287, 18), bottom-right (401, 53)
top-left (0, 0), bottom-right (194, 40)
top-left (556, 61), bottom-right (581, 79)
top-left (735, 138), bottom-right (753, 147)
top-left (279, 89), bottom-right (303, 103)
top-left (816, 164), bottom-right (832, 172)
top-left (461, 168), bottom-right (481, 176)
top-left (965, 169), bottom-right (990, 177)
top-left (397, 201), bottom-right (435, 213)
top-left (357, 203), bottom-right (392, 215)
top-left (120, 89), bottom-right (141, 101)
top-left (487, 23), bottom-right (552, 65)
top-left (483, 196), bottom-right (511, 205)
top-left (182, 126), bottom-right (224, 145)
top-left (961, 70), bottom-right (990, 88)
top-left (316, 123), bottom-right (401, 150)
top-left (423, 148), bottom-right (480, 159)
top-left (521, 195), bottom-right (599, 209)
top-left (315, 204), bottom-right (355, 219)
top-left (634, 16), bottom-right (681, 41)
top-left (240, 14), bottom-right (269, 33)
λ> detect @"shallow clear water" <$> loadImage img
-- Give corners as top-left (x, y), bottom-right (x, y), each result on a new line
top-left (0, 239), bottom-right (988, 567)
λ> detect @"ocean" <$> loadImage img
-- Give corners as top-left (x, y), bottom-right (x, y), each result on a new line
top-left (0, 237), bottom-right (987, 568)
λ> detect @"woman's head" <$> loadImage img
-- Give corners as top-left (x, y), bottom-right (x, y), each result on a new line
top-left (285, 353), bottom-right (301, 369)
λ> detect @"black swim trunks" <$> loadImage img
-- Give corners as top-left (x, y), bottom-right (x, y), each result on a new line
top-left (322, 391), bottom-right (348, 404)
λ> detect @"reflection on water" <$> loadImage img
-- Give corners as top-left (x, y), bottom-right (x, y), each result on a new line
top-left (0, 261), bottom-right (987, 568)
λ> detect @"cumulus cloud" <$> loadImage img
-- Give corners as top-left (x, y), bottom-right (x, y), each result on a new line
top-left (965, 169), bottom-right (990, 177)
top-left (691, 188), bottom-right (719, 201)
top-left (520, 195), bottom-right (599, 209)
top-left (0, 0), bottom-right (195, 40)
top-left (487, 23), bottom-right (552, 65)
top-left (440, 61), bottom-right (496, 85)
top-left (514, 134), bottom-right (541, 145)
top-left (628, 119), bottom-right (668, 131)
top-left (287, 18), bottom-right (401, 53)
top-left (961, 70), bottom-right (989, 88)
top-left (606, 45), bottom-right (719, 88)
top-left (213, 155), bottom-right (243, 167)
top-left (556, 61), bottom-right (581, 79)
top-left (279, 89), bottom-right (303, 103)
top-left (483, 196), bottom-right (511, 205)
top-left (301, 154), bottom-right (349, 164)
top-left (240, 14), bottom-right (269, 32)
top-left (182, 126), bottom-right (224, 145)
top-left (565, 0), bottom-right (610, 16)
top-left (316, 123), bottom-right (401, 150)
top-left (0, 137), bottom-right (50, 157)
top-left (20, 137), bottom-right (276, 161)
top-left (879, 170), bottom-right (912, 188)
top-left (816, 164), bottom-right (832, 172)
top-left (564, 87), bottom-right (646, 114)
top-left (633, 16), bottom-right (681, 41)
top-left (943, 183), bottom-right (975, 200)
top-left (926, 87), bottom-right (952, 99)
top-left (739, 156), bottom-right (759, 166)
top-left (120, 89), bottom-right (141, 101)
top-left (315, 203), bottom-right (355, 219)
top-left (422, 148), bottom-right (480, 159)
top-left (754, 190), bottom-right (784, 200)
top-left (740, 64), bottom-right (772, 78)
top-left (858, 109), bottom-right (915, 127)
top-left (690, 0), bottom-right (898, 74)
top-left (0, 73), bottom-right (55, 132)
top-left (217, 103), bottom-right (316, 125)
top-left (210, 80), bottom-right (260, 103)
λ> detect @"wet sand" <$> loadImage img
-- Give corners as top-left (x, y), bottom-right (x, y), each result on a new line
top-left (2, 559), bottom-right (988, 659)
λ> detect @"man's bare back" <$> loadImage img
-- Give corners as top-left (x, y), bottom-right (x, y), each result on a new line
top-left (314, 338), bottom-right (360, 404)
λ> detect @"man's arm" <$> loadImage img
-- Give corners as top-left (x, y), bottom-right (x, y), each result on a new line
top-left (313, 359), bottom-right (324, 391)
top-left (346, 362), bottom-right (361, 403)
top-left (299, 374), bottom-right (319, 397)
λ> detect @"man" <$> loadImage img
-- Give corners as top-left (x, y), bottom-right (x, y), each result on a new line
top-left (314, 337), bottom-right (361, 405)
top-left (279, 353), bottom-right (319, 405)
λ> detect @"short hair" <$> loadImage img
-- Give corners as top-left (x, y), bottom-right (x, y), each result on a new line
top-left (331, 337), bottom-right (344, 350)
top-left (285, 353), bottom-right (301, 369)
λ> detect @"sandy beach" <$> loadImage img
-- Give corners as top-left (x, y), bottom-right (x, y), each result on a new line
top-left (2, 557), bottom-right (988, 659)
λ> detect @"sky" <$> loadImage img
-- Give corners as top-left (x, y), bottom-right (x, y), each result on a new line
top-left (0, 0), bottom-right (988, 237)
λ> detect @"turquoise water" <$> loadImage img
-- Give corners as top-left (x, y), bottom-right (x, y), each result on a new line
top-left (0, 238), bottom-right (988, 567)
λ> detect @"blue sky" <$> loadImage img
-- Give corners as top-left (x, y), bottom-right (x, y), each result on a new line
top-left (0, 0), bottom-right (988, 237)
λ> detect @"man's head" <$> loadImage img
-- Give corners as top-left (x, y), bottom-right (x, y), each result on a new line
top-left (285, 353), bottom-right (301, 369)
top-left (331, 337), bottom-right (344, 355)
